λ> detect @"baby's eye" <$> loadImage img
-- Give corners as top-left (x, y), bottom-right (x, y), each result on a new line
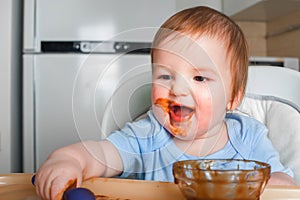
top-left (158, 74), bottom-right (172, 80)
top-left (193, 76), bottom-right (207, 82)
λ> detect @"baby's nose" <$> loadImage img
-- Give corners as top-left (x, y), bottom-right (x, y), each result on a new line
top-left (170, 76), bottom-right (189, 96)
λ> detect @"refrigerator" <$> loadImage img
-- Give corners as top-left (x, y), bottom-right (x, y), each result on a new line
top-left (23, 0), bottom-right (175, 172)
top-left (0, 0), bottom-right (22, 173)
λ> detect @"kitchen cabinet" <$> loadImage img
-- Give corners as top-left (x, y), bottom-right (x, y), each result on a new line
top-left (227, 0), bottom-right (300, 21)
top-left (227, 0), bottom-right (300, 63)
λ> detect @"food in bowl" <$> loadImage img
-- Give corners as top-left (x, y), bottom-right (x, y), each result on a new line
top-left (173, 159), bottom-right (270, 200)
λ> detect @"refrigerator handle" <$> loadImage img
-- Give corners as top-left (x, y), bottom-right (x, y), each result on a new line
top-left (23, 0), bottom-right (36, 52)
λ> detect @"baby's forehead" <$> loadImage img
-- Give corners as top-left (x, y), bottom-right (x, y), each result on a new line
top-left (153, 36), bottom-right (221, 68)
top-left (156, 33), bottom-right (225, 54)
top-left (153, 50), bottom-right (214, 71)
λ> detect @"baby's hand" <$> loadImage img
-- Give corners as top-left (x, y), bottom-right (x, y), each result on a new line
top-left (268, 172), bottom-right (296, 186)
top-left (34, 155), bottom-right (83, 200)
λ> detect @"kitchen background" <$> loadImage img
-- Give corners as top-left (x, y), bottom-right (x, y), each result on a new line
top-left (1, 0), bottom-right (300, 173)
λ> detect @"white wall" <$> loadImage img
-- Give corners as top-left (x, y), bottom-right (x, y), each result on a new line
top-left (174, 0), bottom-right (262, 17)
top-left (175, 0), bottom-right (223, 12)
top-left (0, 0), bottom-right (22, 173)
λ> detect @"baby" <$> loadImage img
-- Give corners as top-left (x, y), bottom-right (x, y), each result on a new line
top-left (35, 6), bottom-right (295, 200)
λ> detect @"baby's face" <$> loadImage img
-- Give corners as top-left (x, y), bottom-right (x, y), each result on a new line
top-left (152, 35), bottom-right (233, 140)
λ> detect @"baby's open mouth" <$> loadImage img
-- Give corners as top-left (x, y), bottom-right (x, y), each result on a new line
top-left (169, 103), bottom-right (195, 122)
top-left (154, 98), bottom-right (194, 136)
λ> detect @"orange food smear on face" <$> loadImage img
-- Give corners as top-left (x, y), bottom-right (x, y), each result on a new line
top-left (154, 98), bottom-right (191, 137)
top-left (155, 98), bottom-right (170, 113)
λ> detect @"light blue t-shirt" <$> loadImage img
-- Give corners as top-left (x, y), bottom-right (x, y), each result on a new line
top-left (106, 110), bottom-right (293, 182)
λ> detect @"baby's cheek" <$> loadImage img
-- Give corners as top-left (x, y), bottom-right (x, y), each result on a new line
top-left (152, 86), bottom-right (161, 101)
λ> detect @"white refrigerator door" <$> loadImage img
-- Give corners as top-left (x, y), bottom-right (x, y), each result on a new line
top-left (23, 0), bottom-right (175, 51)
top-left (23, 54), bottom-right (152, 172)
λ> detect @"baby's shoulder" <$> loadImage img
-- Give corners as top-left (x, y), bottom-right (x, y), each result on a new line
top-left (226, 113), bottom-right (268, 141)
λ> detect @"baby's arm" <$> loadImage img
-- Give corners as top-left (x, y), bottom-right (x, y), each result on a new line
top-left (35, 140), bottom-right (122, 200)
top-left (269, 172), bottom-right (296, 185)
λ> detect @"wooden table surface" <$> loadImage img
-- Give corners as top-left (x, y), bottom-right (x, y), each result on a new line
top-left (1, 173), bottom-right (300, 200)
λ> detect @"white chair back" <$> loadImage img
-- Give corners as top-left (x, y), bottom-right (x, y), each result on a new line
top-left (238, 66), bottom-right (300, 184)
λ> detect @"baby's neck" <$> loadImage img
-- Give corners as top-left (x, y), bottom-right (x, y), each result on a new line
top-left (173, 122), bottom-right (228, 157)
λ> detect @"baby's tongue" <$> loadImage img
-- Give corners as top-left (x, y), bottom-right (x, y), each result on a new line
top-left (173, 106), bottom-right (191, 117)
top-left (171, 105), bottom-right (194, 122)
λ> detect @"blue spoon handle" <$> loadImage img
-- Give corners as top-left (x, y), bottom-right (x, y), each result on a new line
top-left (31, 174), bottom-right (36, 185)
top-left (31, 175), bottom-right (95, 200)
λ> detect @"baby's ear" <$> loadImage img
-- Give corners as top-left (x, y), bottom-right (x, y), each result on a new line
top-left (226, 90), bottom-right (244, 111)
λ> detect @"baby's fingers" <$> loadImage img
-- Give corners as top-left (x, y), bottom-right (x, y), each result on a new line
top-left (34, 172), bottom-right (53, 200)
top-left (50, 177), bottom-right (78, 200)
top-left (34, 173), bottom-right (80, 200)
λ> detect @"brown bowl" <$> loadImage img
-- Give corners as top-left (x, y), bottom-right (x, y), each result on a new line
top-left (173, 159), bottom-right (270, 200)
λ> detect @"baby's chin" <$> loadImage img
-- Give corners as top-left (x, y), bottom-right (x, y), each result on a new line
top-left (169, 124), bottom-right (199, 141)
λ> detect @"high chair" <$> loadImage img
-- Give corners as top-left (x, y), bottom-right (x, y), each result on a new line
top-left (100, 65), bottom-right (300, 185)
top-left (100, 71), bottom-right (152, 138)
top-left (236, 66), bottom-right (300, 185)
